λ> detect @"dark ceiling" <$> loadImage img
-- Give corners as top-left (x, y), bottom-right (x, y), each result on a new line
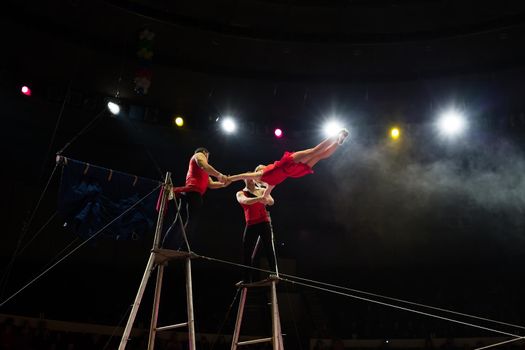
top-left (4, 0), bottom-right (525, 127)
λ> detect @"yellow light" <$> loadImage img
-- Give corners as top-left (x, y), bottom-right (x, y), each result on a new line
top-left (390, 127), bottom-right (400, 140)
top-left (174, 116), bottom-right (184, 127)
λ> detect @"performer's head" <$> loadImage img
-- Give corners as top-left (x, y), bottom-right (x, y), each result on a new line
top-left (245, 165), bottom-right (266, 189)
top-left (194, 147), bottom-right (210, 159)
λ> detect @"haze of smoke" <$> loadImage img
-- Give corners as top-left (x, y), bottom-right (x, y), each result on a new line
top-left (325, 139), bottom-right (525, 249)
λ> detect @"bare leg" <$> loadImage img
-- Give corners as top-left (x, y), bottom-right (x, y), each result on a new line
top-left (292, 129), bottom-right (348, 167)
top-left (303, 141), bottom-right (341, 168)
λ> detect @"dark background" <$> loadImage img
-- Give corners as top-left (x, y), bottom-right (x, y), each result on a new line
top-left (2, 0), bottom-right (525, 346)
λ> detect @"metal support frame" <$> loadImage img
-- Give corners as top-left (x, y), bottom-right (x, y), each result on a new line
top-left (231, 276), bottom-right (284, 350)
top-left (118, 173), bottom-right (197, 350)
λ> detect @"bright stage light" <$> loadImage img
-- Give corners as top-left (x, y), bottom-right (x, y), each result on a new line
top-left (438, 110), bottom-right (466, 136)
top-left (174, 116), bottom-right (184, 127)
top-left (390, 127), bottom-right (400, 140)
top-left (323, 120), bottom-right (344, 137)
top-left (107, 101), bottom-right (121, 115)
top-left (21, 85), bottom-right (32, 96)
top-left (274, 128), bottom-right (283, 138)
top-left (221, 117), bottom-right (237, 133)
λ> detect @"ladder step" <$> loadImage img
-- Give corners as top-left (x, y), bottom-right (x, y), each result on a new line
top-left (237, 337), bottom-right (273, 346)
top-left (156, 322), bottom-right (188, 332)
top-left (152, 248), bottom-right (196, 264)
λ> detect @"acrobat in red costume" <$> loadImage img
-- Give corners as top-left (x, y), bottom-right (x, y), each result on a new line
top-left (228, 128), bottom-right (349, 197)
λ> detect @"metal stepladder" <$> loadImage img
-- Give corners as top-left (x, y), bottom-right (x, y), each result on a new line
top-left (231, 218), bottom-right (284, 350)
top-left (119, 173), bottom-right (197, 350)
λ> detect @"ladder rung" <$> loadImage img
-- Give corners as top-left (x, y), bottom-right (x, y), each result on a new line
top-left (156, 322), bottom-right (188, 332)
top-left (237, 337), bottom-right (273, 346)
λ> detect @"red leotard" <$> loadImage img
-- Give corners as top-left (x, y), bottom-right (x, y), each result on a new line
top-left (260, 151), bottom-right (313, 186)
top-left (239, 190), bottom-right (270, 226)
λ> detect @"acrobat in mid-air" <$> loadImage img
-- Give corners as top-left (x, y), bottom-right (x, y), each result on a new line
top-left (228, 128), bottom-right (349, 197)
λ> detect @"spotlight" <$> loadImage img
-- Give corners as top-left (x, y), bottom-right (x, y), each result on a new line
top-left (323, 120), bottom-right (344, 137)
top-left (437, 110), bottom-right (466, 137)
top-left (107, 101), bottom-right (121, 115)
top-left (174, 116), bottom-right (184, 127)
top-left (221, 117), bottom-right (237, 134)
top-left (21, 85), bottom-right (32, 96)
top-left (390, 127), bottom-right (400, 140)
top-left (274, 128), bottom-right (283, 138)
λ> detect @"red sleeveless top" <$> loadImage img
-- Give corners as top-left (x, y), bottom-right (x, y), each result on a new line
top-left (184, 155), bottom-right (209, 195)
top-left (239, 190), bottom-right (270, 226)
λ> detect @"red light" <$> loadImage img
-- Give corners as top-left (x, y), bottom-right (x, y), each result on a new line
top-left (274, 128), bottom-right (283, 138)
top-left (21, 86), bottom-right (32, 96)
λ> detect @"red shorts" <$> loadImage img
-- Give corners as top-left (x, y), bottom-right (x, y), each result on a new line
top-left (260, 152), bottom-right (314, 186)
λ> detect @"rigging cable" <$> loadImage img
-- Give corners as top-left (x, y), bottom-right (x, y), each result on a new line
top-left (0, 184), bottom-right (161, 308)
top-left (196, 254), bottom-right (524, 338)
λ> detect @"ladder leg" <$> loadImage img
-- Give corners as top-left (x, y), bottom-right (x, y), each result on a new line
top-left (276, 299), bottom-right (284, 350)
top-left (147, 263), bottom-right (166, 350)
top-left (186, 257), bottom-right (196, 350)
top-left (119, 252), bottom-right (156, 350)
top-left (231, 288), bottom-right (248, 350)
top-left (270, 280), bottom-right (283, 350)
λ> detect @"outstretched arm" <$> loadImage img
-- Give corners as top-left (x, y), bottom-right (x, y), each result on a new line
top-left (208, 177), bottom-right (231, 189)
top-left (228, 170), bottom-right (264, 183)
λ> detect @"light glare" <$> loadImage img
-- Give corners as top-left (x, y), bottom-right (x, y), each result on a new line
top-left (274, 128), bottom-right (283, 138)
top-left (438, 110), bottom-right (466, 136)
top-left (107, 101), bottom-right (121, 115)
top-left (21, 86), bottom-right (31, 96)
top-left (323, 120), bottom-right (343, 137)
top-left (174, 116), bottom-right (184, 127)
top-left (390, 127), bottom-right (400, 140)
top-left (221, 117), bottom-right (237, 133)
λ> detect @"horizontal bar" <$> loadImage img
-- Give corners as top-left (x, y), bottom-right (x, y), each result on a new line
top-left (238, 337), bottom-right (272, 346)
top-left (156, 322), bottom-right (188, 332)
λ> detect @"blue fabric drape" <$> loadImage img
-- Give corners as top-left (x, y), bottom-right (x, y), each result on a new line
top-left (57, 158), bottom-right (161, 240)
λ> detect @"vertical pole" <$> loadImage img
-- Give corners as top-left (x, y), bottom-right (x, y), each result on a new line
top-left (153, 172), bottom-right (172, 249)
top-left (119, 172), bottom-right (171, 350)
top-left (186, 257), bottom-right (196, 350)
top-left (268, 216), bottom-right (279, 278)
top-left (231, 288), bottom-right (248, 350)
top-left (147, 264), bottom-right (165, 350)
top-left (271, 280), bottom-right (280, 350)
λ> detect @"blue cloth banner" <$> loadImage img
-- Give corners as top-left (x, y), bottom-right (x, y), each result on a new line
top-left (57, 157), bottom-right (161, 240)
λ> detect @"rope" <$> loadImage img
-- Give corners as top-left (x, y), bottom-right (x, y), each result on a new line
top-left (277, 273), bottom-right (525, 332)
top-left (40, 77), bottom-right (74, 180)
top-left (103, 304), bottom-right (134, 350)
top-left (210, 288), bottom-right (241, 350)
top-left (278, 277), bottom-right (520, 338)
top-left (474, 336), bottom-right (525, 350)
top-left (0, 184), bottom-right (161, 308)
top-left (17, 211), bottom-right (58, 256)
top-left (56, 108), bottom-right (106, 155)
top-left (195, 254), bottom-right (522, 338)
top-left (0, 164), bottom-right (59, 297)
